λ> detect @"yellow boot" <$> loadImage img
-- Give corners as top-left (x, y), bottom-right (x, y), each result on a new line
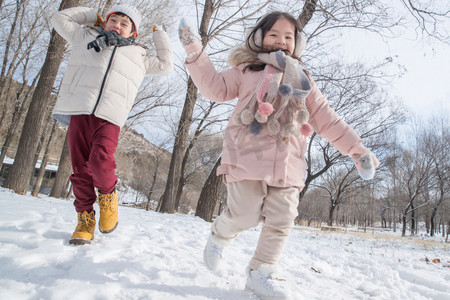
top-left (98, 189), bottom-right (119, 233)
top-left (69, 210), bottom-right (96, 245)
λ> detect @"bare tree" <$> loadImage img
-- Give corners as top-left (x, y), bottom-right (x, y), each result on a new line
top-left (49, 130), bottom-right (71, 198)
top-left (400, 0), bottom-right (450, 42)
top-left (398, 143), bottom-right (434, 237)
top-left (424, 113), bottom-right (449, 236)
top-left (195, 156), bottom-right (222, 221)
top-left (3, 0), bottom-right (82, 194)
top-left (313, 166), bottom-right (362, 226)
top-left (159, 0), bottom-right (272, 213)
top-left (31, 119), bottom-right (57, 197)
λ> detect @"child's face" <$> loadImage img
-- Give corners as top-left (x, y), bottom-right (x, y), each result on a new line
top-left (104, 14), bottom-right (135, 38)
top-left (262, 17), bottom-right (296, 56)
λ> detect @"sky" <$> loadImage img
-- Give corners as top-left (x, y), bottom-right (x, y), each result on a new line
top-left (0, 187), bottom-right (449, 300)
top-left (342, 29), bottom-right (450, 120)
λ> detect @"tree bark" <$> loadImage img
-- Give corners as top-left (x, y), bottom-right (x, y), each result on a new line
top-left (159, 79), bottom-right (198, 213)
top-left (3, 0), bottom-right (81, 194)
top-left (159, 0), bottom-right (215, 213)
top-left (32, 120), bottom-right (57, 197)
top-left (195, 157), bottom-right (222, 222)
top-left (146, 166), bottom-right (159, 211)
top-left (50, 130), bottom-right (72, 198)
top-left (297, 0), bottom-right (317, 31)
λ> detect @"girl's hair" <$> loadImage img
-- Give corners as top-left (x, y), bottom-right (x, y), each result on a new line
top-left (245, 12), bottom-right (302, 72)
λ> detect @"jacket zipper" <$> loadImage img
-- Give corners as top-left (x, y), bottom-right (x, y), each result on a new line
top-left (92, 46), bottom-right (118, 114)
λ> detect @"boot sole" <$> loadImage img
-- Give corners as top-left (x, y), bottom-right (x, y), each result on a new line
top-left (69, 238), bottom-right (92, 245)
top-left (99, 221), bottom-right (118, 234)
top-left (244, 285), bottom-right (292, 300)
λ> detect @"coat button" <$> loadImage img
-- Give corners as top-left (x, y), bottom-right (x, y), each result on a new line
top-left (282, 137), bottom-right (288, 142)
top-left (278, 179), bottom-right (284, 184)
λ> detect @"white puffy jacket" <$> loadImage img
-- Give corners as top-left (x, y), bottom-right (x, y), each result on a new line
top-left (51, 7), bottom-right (173, 127)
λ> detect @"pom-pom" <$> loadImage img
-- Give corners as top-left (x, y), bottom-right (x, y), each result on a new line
top-left (255, 112), bottom-right (268, 123)
top-left (240, 109), bottom-right (254, 125)
top-left (249, 120), bottom-right (262, 135)
top-left (281, 123), bottom-right (297, 137)
top-left (232, 112), bottom-right (243, 125)
top-left (300, 123), bottom-right (313, 136)
top-left (257, 102), bottom-right (274, 117)
top-left (278, 84), bottom-right (293, 97)
top-left (296, 109), bottom-right (310, 124)
top-left (267, 119), bottom-right (280, 135)
top-left (293, 88), bottom-right (310, 99)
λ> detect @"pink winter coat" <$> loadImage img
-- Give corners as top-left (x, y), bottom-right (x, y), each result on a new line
top-left (186, 50), bottom-right (366, 190)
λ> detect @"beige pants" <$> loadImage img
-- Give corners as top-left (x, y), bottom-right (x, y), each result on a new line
top-left (212, 180), bottom-right (299, 269)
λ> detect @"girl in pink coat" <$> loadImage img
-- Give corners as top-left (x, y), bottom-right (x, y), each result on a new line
top-left (179, 12), bottom-right (378, 299)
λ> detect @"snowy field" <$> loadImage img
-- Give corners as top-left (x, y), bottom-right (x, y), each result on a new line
top-left (0, 187), bottom-right (449, 300)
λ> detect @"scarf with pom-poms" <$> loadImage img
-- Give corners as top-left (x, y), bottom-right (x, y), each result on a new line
top-left (233, 50), bottom-right (312, 137)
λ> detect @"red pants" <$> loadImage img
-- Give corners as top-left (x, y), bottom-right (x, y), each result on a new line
top-left (68, 114), bottom-right (120, 213)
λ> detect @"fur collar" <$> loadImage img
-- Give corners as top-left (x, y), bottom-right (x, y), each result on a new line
top-left (228, 45), bottom-right (258, 67)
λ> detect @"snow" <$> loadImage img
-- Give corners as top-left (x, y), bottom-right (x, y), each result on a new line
top-left (0, 187), bottom-right (449, 300)
top-left (2, 155), bottom-right (59, 172)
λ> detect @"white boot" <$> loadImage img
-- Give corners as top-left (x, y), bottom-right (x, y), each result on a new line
top-left (203, 232), bottom-right (231, 272)
top-left (245, 264), bottom-right (292, 300)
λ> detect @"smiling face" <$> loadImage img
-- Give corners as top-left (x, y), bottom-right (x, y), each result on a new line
top-left (104, 13), bottom-right (135, 38)
top-left (262, 17), bottom-right (296, 56)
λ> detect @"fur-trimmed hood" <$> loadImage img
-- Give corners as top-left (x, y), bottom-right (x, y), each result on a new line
top-left (228, 45), bottom-right (258, 67)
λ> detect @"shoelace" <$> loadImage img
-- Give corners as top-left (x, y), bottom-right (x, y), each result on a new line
top-left (78, 213), bottom-right (94, 230)
top-left (98, 195), bottom-right (112, 211)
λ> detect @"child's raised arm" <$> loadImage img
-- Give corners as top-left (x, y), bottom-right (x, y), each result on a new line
top-left (178, 18), bottom-right (242, 103)
top-left (144, 25), bottom-right (173, 75)
top-left (51, 7), bottom-right (98, 43)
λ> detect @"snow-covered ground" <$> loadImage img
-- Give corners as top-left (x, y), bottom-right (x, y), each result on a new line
top-left (0, 187), bottom-right (449, 300)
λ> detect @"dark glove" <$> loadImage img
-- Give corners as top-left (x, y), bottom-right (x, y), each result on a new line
top-left (87, 31), bottom-right (133, 52)
top-left (87, 35), bottom-right (107, 52)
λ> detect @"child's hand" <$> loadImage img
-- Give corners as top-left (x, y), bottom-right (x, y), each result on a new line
top-left (178, 18), bottom-right (202, 58)
top-left (87, 31), bottom-right (135, 52)
top-left (351, 150), bottom-right (379, 180)
top-left (94, 13), bottom-right (103, 26)
top-left (153, 24), bottom-right (166, 32)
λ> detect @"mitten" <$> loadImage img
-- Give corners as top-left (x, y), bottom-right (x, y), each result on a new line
top-left (87, 36), bottom-right (108, 52)
top-left (153, 24), bottom-right (166, 32)
top-left (102, 31), bottom-right (121, 46)
top-left (178, 18), bottom-right (202, 59)
top-left (94, 13), bottom-right (103, 26)
top-left (351, 148), bottom-right (379, 180)
top-left (87, 31), bottom-right (130, 52)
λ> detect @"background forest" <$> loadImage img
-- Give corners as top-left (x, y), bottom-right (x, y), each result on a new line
top-left (0, 0), bottom-right (448, 239)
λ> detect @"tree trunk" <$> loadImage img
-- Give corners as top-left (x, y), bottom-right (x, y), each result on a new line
top-left (401, 214), bottom-right (407, 237)
top-left (146, 166), bottom-right (158, 211)
top-left (3, 0), bottom-right (82, 194)
top-left (297, 0), bottom-right (318, 30)
top-left (195, 157), bottom-right (222, 222)
top-left (159, 79), bottom-right (198, 213)
top-left (328, 203), bottom-right (336, 226)
top-left (159, 0), bottom-right (214, 213)
top-left (32, 120), bottom-right (57, 197)
top-left (0, 76), bottom-right (39, 171)
top-left (50, 131), bottom-right (72, 198)
top-left (410, 202), bottom-right (415, 235)
top-left (446, 220), bottom-right (449, 243)
top-left (66, 182), bottom-right (73, 200)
